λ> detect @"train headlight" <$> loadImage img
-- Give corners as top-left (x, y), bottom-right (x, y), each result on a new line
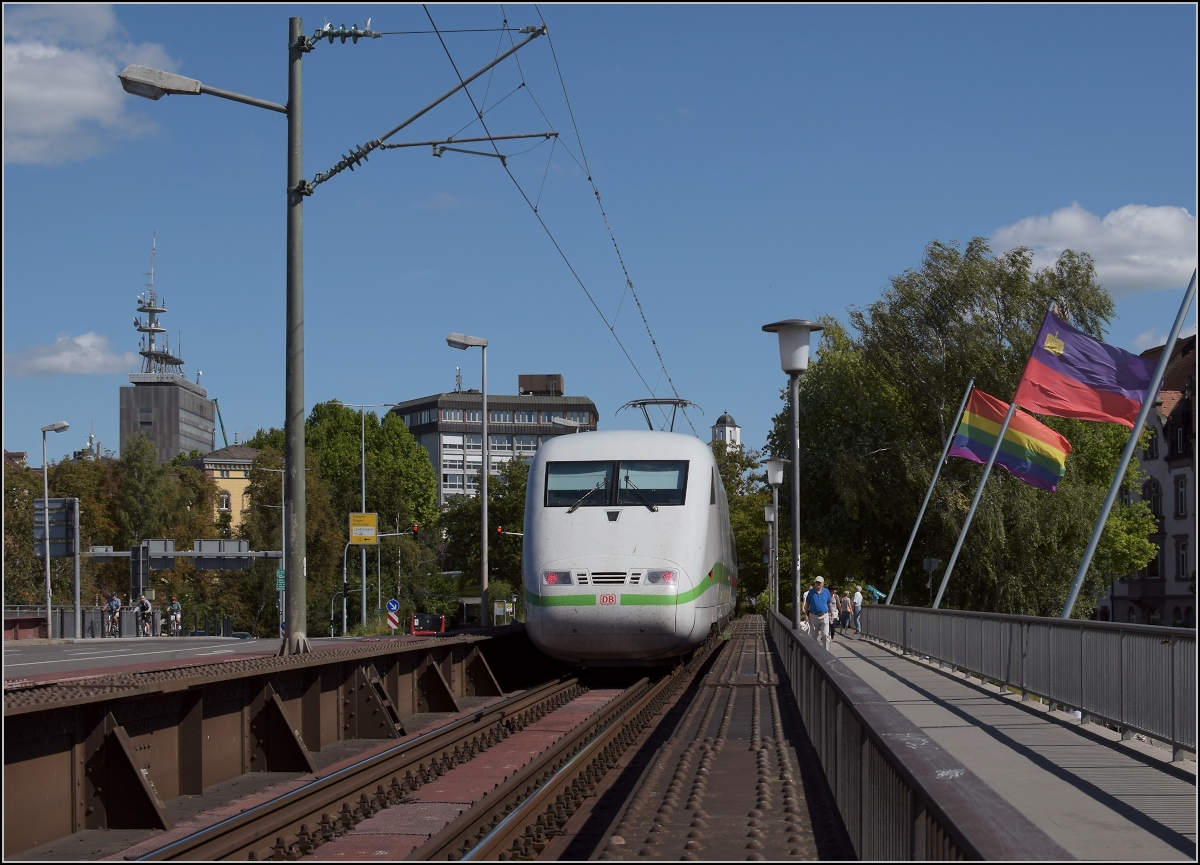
top-left (542, 570), bottom-right (574, 586)
top-left (645, 569), bottom-right (677, 587)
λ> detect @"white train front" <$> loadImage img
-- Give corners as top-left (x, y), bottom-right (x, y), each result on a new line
top-left (523, 430), bottom-right (737, 665)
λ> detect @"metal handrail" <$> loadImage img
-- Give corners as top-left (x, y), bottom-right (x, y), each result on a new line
top-left (767, 610), bottom-right (1070, 860)
top-left (861, 605), bottom-right (1196, 759)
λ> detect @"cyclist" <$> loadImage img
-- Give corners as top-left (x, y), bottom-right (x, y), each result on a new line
top-left (167, 596), bottom-right (182, 636)
top-left (105, 591), bottom-right (122, 637)
top-left (137, 594), bottom-right (153, 636)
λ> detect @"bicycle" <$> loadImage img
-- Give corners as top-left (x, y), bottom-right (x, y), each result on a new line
top-left (167, 613), bottom-right (182, 637)
top-left (107, 612), bottom-right (121, 638)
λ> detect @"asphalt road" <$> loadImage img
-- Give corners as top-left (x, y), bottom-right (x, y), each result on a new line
top-left (2, 636), bottom-right (295, 681)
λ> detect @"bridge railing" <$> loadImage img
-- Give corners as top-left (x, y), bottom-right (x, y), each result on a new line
top-left (861, 605), bottom-right (1196, 760)
top-left (767, 610), bottom-right (1069, 860)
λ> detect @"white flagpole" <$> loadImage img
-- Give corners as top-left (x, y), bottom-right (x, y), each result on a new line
top-left (886, 377), bottom-right (974, 605)
top-left (1060, 269), bottom-right (1197, 618)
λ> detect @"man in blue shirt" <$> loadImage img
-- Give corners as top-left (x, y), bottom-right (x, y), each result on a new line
top-left (801, 575), bottom-right (832, 647)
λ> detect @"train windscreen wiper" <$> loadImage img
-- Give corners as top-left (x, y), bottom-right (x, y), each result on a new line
top-left (623, 474), bottom-right (659, 512)
top-left (567, 479), bottom-right (607, 513)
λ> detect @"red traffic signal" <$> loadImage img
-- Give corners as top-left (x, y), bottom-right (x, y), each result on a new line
top-left (410, 524), bottom-right (419, 541)
top-left (496, 526), bottom-right (503, 534)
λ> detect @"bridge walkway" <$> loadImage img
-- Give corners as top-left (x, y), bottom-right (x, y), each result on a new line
top-left (825, 633), bottom-right (1196, 861)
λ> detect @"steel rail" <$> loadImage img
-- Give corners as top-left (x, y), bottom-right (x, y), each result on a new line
top-left (414, 640), bottom-right (717, 861)
top-left (136, 677), bottom-right (580, 861)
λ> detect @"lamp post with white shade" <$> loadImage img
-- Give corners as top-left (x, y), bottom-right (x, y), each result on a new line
top-left (41, 421), bottom-right (69, 639)
top-left (762, 457), bottom-right (790, 614)
top-left (762, 320), bottom-right (823, 630)
top-left (447, 333), bottom-right (490, 626)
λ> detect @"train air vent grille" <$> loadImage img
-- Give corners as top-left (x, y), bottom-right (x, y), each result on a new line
top-left (589, 572), bottom-right (628, 585)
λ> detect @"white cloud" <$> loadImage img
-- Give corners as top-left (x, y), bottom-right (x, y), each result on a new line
top-left (3, 4), bottom-right (174, 164)
top-left (992, 203), bottom-right (1197, 297)
top-left (1132, 323), bottom-right (1198, 353)
top-left (5, 333), bottom-right (138, 377)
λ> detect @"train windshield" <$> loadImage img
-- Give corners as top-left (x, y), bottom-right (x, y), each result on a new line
top-left (545, 461), bottom-right (612, 507)
top-left (617, 461), bottom-right (688, 506)
top-left (545, 460), bottom-right (688, 507)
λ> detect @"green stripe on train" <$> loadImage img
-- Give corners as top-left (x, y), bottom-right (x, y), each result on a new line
top-left (524, 589), bottom-right (595, 607)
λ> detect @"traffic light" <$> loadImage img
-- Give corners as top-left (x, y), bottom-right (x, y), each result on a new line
top-left (497, 525), bottom-right (503, 535)
top-left (411, 524), bottom-right (419, 542)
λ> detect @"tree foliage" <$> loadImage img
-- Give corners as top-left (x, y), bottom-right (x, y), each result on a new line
top-left (711, 441), bottom-right (771, 609)
top-left (768, 239), bottom-right (1155, 617)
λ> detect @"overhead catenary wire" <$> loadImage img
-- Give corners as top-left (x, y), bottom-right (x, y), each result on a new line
top-left (423, 5), bottom-right (673, 416)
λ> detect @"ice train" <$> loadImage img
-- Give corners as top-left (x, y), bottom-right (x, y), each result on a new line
top-left (523, 430), bottom-right (737, 665)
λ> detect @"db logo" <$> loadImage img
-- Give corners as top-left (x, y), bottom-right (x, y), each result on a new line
top-left (599, 594), bottom-right (618, 606)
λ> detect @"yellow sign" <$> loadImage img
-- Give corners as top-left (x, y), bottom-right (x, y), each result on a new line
top-left (350, 513), bottom-right (378, 545)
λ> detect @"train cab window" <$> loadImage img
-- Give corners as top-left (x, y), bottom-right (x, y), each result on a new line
top-left (546, 461), bottom-right (613, 507)
top-left (617, 461), bottom-right (688, 506)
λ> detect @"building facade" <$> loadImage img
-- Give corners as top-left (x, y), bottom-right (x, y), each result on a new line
top-left (182, 444), bottom-right (260, 534)
top-left (1109, 335), bottom-right (1195, 628)
top-left (391, 375), bottom-right (598, 505)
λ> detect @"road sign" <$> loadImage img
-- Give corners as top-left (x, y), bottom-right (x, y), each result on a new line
top-left (350, 513), bottom-right (378, 545)
top-left (33, 497), bottom-right (78, 558)
top-left (386, 610), bottom-right (399, 630)
top-left (276, 569), bottom-right (286, 591)
top-left (385, 598), bottom-right (399, 613)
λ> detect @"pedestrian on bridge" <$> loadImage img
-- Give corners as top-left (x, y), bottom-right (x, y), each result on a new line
top-left (829, 589), bottom-right (841, 640)
top-left (801, 576), bottom-right (832, 647)
top-left (840, 590), bottom-right (853, 634)
top-left (853, 586), bottom-right (863, 633)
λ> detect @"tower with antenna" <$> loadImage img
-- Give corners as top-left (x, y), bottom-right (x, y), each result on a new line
top-left (119, 236), bottom-right (217, 462)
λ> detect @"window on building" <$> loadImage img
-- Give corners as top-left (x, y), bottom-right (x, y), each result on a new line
top-left (514, 410), bottom-right (537, 424)
top-left (464, 410), bottom-right (482, 423)
top-left (465, 434), bottom-right (482, 452)
top-left (1143, 429), bottom-right (1159, 460)
top-left (1176, 537), bottom-right (1189, 581)
top-left (1173, 606), bottom-right (1183, 627)
top-left (540, 411), bottom-right (557, 424)
top-left (1174, 425), bottom-right (1188, 456)
top-left (140, 421), bottom-right (152, 427)
top-left (1119, 485), bottom-right (1132, 507)
top-left (442, 473), bottom-right (464, 490)
top-left (220, 469), bottom-right (230, 478)
top-left (243, 470), bottom-right (251, 478)
top-left (466, 458), bottom-right (482, 472)
top-left (489, 435), bottom-right (513, 452)
top-left (565, 411), bottom-right (590, 425)
top-left (443, 435), bottom-right (464, 452)
top-left (442, 408), bottom-right (464, 422)
top-left (1174, 475), bottom-right (1188, 518)
top-left (1145, 542), bottom-right (1162, 579)
top-left (443, 457), bottom-right (464, 470)
top-left (466, 474), bottom-right (480, 490)
top-left (490, 410), bottom-right (513, 424)
top-left (1143, 479), bottom-right (1163, 519)
top-left (515, 435), bottom-right (537, 454)
top-left (218, 492), bottom-right (231, 511)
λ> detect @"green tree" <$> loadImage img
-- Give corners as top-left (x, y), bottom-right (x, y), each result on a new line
top-left (711, 441), bottom-right (771, 610)
top-left (115, 432), bottom-right (170, 547)
top-left (768, 239), bottom-right (1155, 617)
top-left (441, 456), bottom-right (529, 620)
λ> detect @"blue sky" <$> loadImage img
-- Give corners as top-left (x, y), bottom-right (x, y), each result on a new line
top-left (4, 4), bottom-right (1196, 465)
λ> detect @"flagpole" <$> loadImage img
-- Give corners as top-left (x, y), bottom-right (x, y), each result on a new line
top-left (1060, 268), bottom-right (1197, 618)
top-left (933, 299), bottom-right (1058, 610)
top-left (933, 400), bottom-right (1018, 609)
top-left (887, 377), bottom-right (974, 605)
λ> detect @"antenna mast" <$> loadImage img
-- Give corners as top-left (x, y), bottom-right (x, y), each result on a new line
top-left (133, 233), bottom-right (186, 375)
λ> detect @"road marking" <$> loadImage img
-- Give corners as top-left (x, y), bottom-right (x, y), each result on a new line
top-left (195, 649), bottom-right (235, 656)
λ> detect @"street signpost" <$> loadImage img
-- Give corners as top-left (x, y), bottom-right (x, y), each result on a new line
top-left (350, 513), bottom-right (378, 545)
top-left (386, 598), bottom-right (400, 633)
top-left (34, 497), bottom-right (80, 638)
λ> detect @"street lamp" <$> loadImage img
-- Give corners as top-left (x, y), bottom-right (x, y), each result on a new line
top-left (41, 421), bottom-right (69, 639)
top-left (447, 332), bottom-right (490, 626)
top-left (119, 21), bottom-right (307, 655)
top-left (551, 416), bottom-right (584, 433)
top-left (762, 456), bottom-right (789, 615)
top-left (762, 319), bottom-right (823, 631)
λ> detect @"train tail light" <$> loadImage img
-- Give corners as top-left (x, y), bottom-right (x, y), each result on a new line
top-left (542, 570), bottom-right (574, 586)
top-left (645, 569), bottom-right (677, 587)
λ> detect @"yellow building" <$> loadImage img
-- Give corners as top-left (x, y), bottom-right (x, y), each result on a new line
top-left (183, 445), bottom-right (259, 533)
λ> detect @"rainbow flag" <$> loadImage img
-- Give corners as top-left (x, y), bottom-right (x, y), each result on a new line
top-left (949, 389), bottom-right (1072, 491)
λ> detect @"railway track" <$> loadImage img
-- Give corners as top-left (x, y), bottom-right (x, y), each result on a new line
top-left (129, 617), bottom-right (821, 862)
top-left (134, 678), bottom-right (584, 860)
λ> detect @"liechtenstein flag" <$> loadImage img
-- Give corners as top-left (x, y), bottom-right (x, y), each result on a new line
top-left (1014, 311), bottom-right (1157, 428)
